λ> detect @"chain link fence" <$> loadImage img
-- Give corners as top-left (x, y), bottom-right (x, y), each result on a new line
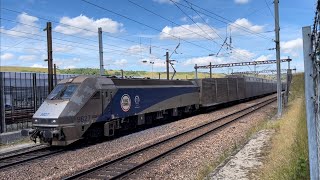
top-left (0, 72), bottom-right (76, 133)
top-left (303, 1), bottom-right (320, 179)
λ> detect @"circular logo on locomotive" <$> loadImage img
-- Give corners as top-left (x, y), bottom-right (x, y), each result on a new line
top-left (120, 94), bottom-right (131, 112)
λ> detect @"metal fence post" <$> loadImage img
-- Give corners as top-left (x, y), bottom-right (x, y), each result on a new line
top-left (194, 64), bottom-right (198, 79)
top-left (0, 72), bottom-right (6, 133)
top-left (302, 26), bottom-right (319, 180)
top-left (32, 73), bottom-right (37, 112)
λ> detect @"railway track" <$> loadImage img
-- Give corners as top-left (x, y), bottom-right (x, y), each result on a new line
top-left (0, 144), bottom-right (44, 158)
top-left (0, 146), bottom-right (64, 170)
top-left (64, 96), bottom-right (276, 180)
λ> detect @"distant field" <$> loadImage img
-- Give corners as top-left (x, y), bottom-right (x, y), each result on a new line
top-left (1, 66), bottom-right (49, 73)
top-left (0, 66), bottom-right (224, 79)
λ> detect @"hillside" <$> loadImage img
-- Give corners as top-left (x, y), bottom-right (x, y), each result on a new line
top-left (0, 66), bottom-right (224, 79)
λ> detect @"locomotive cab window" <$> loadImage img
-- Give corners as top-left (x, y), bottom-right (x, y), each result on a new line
top-left (47, 84), bottom-right (79, 100)
top-left (47, 84), bottom-right (65, 100)
top-left (61, 84), bottom-right (78, 99)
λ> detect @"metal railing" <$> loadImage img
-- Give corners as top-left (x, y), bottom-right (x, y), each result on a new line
top-left (0, 72), bottom-right (76, 133)
top-left (302, 1), bottom-right (320, 179)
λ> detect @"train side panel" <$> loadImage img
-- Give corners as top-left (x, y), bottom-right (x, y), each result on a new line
top-left (97, 79), bottom-right (200, 122)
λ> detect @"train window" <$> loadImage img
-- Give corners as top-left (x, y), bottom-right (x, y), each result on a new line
top-left (91, 91), bottom-right (101, 99)
top-left (47, 84), bottom-right (65, 100)
top-left (61, 84), bottom-right (79, 99)
top-left (48, 84), bottom-right (79, 100)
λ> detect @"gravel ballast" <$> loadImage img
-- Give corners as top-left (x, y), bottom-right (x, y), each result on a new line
top-left (131, 99), bottom-right (277, 180)
top-left (0, 95), bottom-right (276, 180)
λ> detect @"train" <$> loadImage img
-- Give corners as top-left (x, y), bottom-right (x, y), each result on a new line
top-left (21, 75), bottom-right (283, 146)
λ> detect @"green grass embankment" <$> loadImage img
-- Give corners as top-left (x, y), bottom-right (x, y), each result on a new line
top-left (260, 73), bottom-right (309, 180)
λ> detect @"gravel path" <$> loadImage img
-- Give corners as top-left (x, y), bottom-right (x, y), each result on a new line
top-left (207, 130), bottom-right (275, 180)
top-left (0, 95), bottom-right (276, 180)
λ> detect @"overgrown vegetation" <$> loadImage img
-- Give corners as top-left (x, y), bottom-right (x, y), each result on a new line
top-left (0, 66), bottom-right (224, 79)
top-left (259, 73), bottom-right (309, 180)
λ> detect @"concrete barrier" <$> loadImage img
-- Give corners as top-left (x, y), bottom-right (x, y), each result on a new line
top-left (0, 129), bottom-right (30, 144)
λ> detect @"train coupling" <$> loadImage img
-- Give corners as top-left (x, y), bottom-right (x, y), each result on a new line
top-left (21, 129), bottom-right (60, 143)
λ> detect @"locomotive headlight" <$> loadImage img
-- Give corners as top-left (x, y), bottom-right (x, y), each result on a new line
top-left (34, 119), bottom-right (38, 123)
top-left (52, 120), bottom-right (57, 123)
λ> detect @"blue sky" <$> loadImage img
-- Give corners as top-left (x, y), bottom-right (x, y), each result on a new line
top-left (0, 0), bottom-right (315, 74)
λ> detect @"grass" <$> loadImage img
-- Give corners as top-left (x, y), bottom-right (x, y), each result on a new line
top-left (197, 73), bottom-right (308, 180)
top-left (0, 66), bottom-right (49, 73)
top-left (0, 66), bottom-right (224, 79)
top-left (259, 73), bottom-right (309, 180)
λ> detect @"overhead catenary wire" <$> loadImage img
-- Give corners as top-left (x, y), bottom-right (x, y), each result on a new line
top-left (128, 0), bottom-right (222, 44)
top-left (178, 0), bottom-right (274, 40)
top-left (170, 1), bottom-right (267, 60)
top-left (128, 0), bottom-right (249, 61)
top-left (1, 8), bottom-right (168, 51)
top-left (170, 0), bottom-right (222, 43)
top-left (1, 17), bottom-right (100, 44)
top-left (264, 0), bottom-right (275, 19)
top-left (0, 25), bottom-right (166, 56)
top-left (1, 5), bottom-right (273, 67)
top-left (2, 7), bottom-right (251, 62)
top-left (182, 0), bottom-right (224, 40)
top-left (80, 0), bottom-right (215, 52)
top-left (0, 17), bottom-right (151, 51)
top-left (0, 31), bottom-right (158, 59)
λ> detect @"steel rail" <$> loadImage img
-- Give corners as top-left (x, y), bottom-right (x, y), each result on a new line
top-left (0, 144), bottom-right (44, 157)
top-left (64, 96), bottom-right (276, 180)
top-left (0, 146), bottom-right (64, 170)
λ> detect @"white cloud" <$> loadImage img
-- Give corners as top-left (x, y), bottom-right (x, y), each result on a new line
top-left (227, 48), bottom-right (255, 61)
top-left (254, 54), bottom-right (273, 61)
top-left (54, 14), bottom-right (124, 36)
top-left (234, 0), bottom-right (249, 4)
top-left (180, 17), bottom-right (188, 22)
top-left (140, 57), bottom-right (166, 68)
top-left (1, 53), bottom-right (15, 61)
top-left (281, 38), bottom-right (302, 57)
top-left (54, 46), bottom-right (73, 53)
top-left (153, 61), bottom-right (166, 68)
top-left (113, 59), bottom-right (128, 66)
top-left (127, 45), bottom-right (148, 54)
top-left (31, 64), bottom-right (46, 68)
top-left (18, 55), bottom-right (37, 61)
top-left (192, 15), bottom-right (202, 21)
top-left (153, 0), bottom-right (179, 4)
top-left (180, 15), bottom-right (208, 23)
top-left (160, 23), bottom-right (219, 40)
top-left (183, 48), bottom-right (256, 66)
top-left (0, 13), bottom-right (40, 37)
top-left (184, 56), bottom-right (224, 66)
top-left (229, 18), bottom-right (264, 34)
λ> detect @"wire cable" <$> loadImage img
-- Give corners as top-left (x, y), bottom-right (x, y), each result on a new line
top-left (80, 0), bottom-right (214, 52)
top-left (1, 8), bottom-right (168, 51)
top-left (179, 0), bottom-right (273, 40)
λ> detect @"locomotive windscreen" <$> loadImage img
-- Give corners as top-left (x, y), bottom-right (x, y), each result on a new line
top-left (47, 84), bottom-right (79, 100)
